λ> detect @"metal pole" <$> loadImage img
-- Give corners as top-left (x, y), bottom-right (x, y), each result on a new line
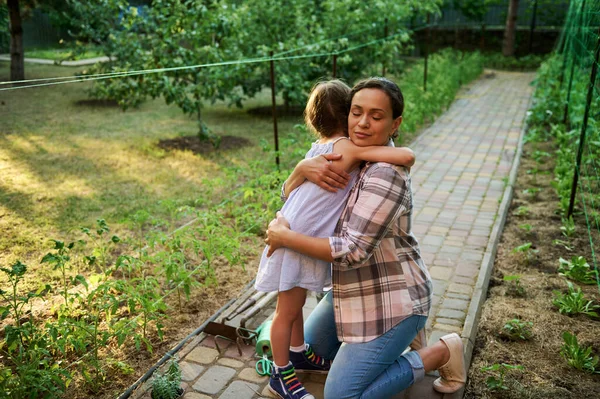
top-left (424, 14), bottom-right (430, 92)
top-left (382, 18), bottom-right (388, 76)
top-left (567, 26), bottom-right (600, 217)
top-left (529, 0), bottom-right (538, 53)
top-left (269, 51), bottom-right (280, 169)
top-left (332, 53), bottom-right (337, 78)
top-left (563, 0), bottom-right (586, 125)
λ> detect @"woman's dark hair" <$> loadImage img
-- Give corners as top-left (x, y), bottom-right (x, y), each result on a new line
top-left (350, 77), bottom-right (404, 139)
top-left (350, 77), bottom-right (404, 119)
top-left (304, 79), bottom-right (351, 138)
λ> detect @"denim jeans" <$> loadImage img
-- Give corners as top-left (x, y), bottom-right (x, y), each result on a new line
top-left (305, 291), bottom-right (427, 399)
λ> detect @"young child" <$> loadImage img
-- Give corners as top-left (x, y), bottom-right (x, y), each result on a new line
top-left (254, 79), bottom-right (415, 399)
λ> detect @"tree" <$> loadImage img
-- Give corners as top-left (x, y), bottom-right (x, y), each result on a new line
top-left (7, 0), bottom-right (24, 81)
top-left (79, 0), bottom-right (442, 145)
top-left (4, 0), bottom-right (98, 81)
top-left (451, 0), bottom-right (500, 49)
top-left (502, 0), bottom-right (519, 56)
top-left (81, 0), bottom-right (249, 145)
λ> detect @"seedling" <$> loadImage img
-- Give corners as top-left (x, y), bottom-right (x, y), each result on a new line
top-left (561, 332), bottom-right (599, 373)
top-left (531, 150), bottom-right (551, 163)
top-left (81, 218), bottom-right (121, 274)
top-left (560, 216), bottom-right (576, 238)
top-left (502, 319), bottom-right (533, 341)
top-left (511, 242), bottom-right (538, 266)
top-left (518, 224), bottom-right (533, 233)
top-left (513, 206), bottom-right (530, 216)
top-left (151, 357), bottom-right (183, 399)
top-left (41, 240), bottom-right (84, 310)
top-left (558, 256), bottom-right (599, 285)
top-left (552, 282), bottom-right (599, 318)
top-left (553, 239), bottom-right (573, 251)
top-left (503, 275), bottom-right (526, 297)
top-left (481, 363), bottom-right (524, 391)
top-left (522, 187), bottom-right (541, 200)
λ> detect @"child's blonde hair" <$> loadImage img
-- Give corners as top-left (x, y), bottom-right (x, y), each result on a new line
top-left (304, 79), bottom-right (351, 138)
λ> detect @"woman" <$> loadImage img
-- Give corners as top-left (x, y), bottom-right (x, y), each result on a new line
top-left (265, 77), bottom-right (466, 398)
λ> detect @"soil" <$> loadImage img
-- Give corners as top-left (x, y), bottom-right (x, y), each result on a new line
top-left (464, 139), bottom-right (600, 398)
top-left (157, 135), bottom-right (253, 156)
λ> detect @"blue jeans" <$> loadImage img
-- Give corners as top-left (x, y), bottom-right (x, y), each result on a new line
top-left (305, 292), bottom-right (427, 399)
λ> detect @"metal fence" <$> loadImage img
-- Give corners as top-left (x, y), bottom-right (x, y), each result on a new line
top-left (433, 1), bottom-right (569, 30)
top-left (1, 1), bottom-right (569, 53)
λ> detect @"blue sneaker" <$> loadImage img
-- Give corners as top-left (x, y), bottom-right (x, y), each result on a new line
top-left (268, 363), bottom-right (314, 399)
top-left (289, 344), bottom-right (331, 374)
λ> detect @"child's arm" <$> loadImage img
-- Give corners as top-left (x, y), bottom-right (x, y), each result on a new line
top-left (332, 139), bottom-right (416, 172)
top-left (351, 145), bottom-right (415, 167)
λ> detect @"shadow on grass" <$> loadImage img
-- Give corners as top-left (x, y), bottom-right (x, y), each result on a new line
top-left (157, 135), bottom-right (254, 156)
top-left (0, 133), bottom-right (211, 233)
top-left (74, 99), bottom-right (120, 108)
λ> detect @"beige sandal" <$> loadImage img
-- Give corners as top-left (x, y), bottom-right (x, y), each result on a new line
top-left (433, 333), bottom-right (466, 394)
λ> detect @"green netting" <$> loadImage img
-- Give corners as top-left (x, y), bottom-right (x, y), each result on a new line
top-left (556, 0), bottom-right (600, 291)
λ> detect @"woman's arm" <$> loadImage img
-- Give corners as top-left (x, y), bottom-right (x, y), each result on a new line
top-left (283, 153), bottom-right (351, 197)
top-left (266, 212), bottom-right (333, 260)
top-left (268, 165), bottom-right (409, 270)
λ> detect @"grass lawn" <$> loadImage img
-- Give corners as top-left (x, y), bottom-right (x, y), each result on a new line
top-left (0, 62), bottom-right (303, 279)
top-left (24, 46), bottom-right (105, 61)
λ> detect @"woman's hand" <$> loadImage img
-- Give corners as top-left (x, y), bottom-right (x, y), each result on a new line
top-left (299, 153), bottom-right (351, 192)
top-left (266, 211), bottom-right (291, 256)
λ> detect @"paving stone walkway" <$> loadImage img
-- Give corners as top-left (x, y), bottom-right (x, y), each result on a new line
top-left (129, 70), bottom-right (536, 399)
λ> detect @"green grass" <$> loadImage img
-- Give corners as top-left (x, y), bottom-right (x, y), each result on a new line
top-left (25, 46), bottom-right (105, 61)
top-left (0, 62), bottom-right (302, 274)
top-left (0, 49), bottom-right (483, 285)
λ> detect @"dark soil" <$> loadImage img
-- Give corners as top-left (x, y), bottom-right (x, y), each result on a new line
top-left (464, 140), bottom-right (600, 398)
top-left (157, 135), bottom-right (253, 155)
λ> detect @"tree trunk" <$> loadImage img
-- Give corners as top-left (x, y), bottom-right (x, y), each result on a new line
top-left (8, 0), bottom-right (24, 81)
top-left (502, 0), bottom-right (519, 57)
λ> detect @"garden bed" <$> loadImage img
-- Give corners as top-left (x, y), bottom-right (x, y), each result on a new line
top-left (465, 111), bottom-right (600, 397)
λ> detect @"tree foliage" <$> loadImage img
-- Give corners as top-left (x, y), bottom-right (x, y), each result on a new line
top-left (72, 0), bottom-right (442, 144)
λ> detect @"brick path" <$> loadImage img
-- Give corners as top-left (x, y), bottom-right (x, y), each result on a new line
top-left (130, 70), bottom-right (535, 399)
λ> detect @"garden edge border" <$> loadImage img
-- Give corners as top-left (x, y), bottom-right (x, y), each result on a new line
top-left (459, 82), bottom-right (534, 392)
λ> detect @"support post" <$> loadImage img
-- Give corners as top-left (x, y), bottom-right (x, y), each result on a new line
top-left (382, 18), bottom-right (388, 76)
top-left (269, 51), bottom-right (280, 169)
top-left (424, 14), bottom-right (430, 92)
top-left (332, 53), bottom-right (337, 78)
top-left (563, 0), bottom-right (587, 125)
top-left (567, 27), bottom-right (600, 217)
top-left (528, 0), bottom-right (538, 53)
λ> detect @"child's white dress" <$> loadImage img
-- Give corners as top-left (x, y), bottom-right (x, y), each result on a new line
top-left (255, 138), bottom-right (359, 293)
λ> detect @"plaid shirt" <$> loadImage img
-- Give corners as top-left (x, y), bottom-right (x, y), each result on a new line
top-left (328, 162), bottom-right (432, 343)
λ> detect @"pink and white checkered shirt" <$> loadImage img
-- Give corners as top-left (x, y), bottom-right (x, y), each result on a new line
top-left (328, 162), bottom-right (432, 343)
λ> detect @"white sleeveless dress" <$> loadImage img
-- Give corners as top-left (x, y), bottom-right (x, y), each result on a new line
top-left (255, 137), bottom-right (359, 293)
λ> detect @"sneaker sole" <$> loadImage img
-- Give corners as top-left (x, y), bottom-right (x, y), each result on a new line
top-left (267, 385), bottom-right (286, 398)
top-left (294, 368), bottom-right (329, 375)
